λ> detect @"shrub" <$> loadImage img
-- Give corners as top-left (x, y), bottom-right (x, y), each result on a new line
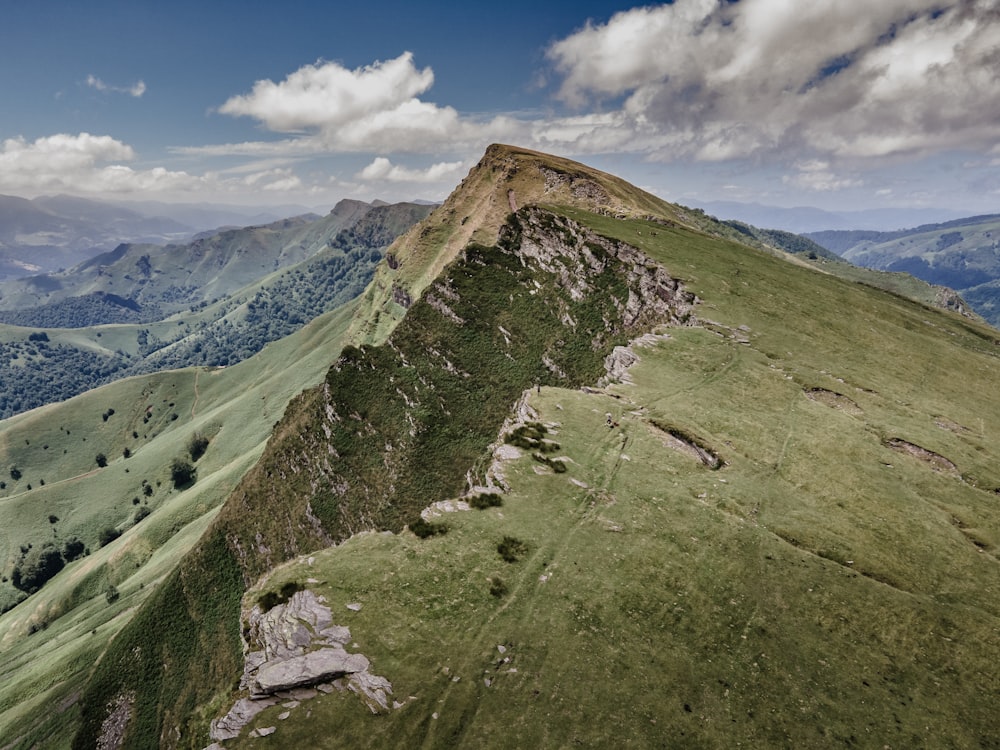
top-left (123, 447), bottom-right (131, 459)
top-left (9, 467), bottom-right (21, 481)
top-left (98, 527), bottom-right (121, 548)
top-left (63, 537), bottom-right (85, 562)
top-left (170, 458), bottom-right (196, 488)
top-left (469, 492), bottom-right (504, 510)
top-left (104, 585), bottom-right (120, 604)
top-left (133, 506), bottom-right (151, 524)
top-left (188, 434), bottom-right (210, 462)
top-left (95, 453), bottom-right (108, 468)
top-left (48, 515), bottom-right (58, 524)
top-left (142, 484), bottom-right (154, 497)
top-left (409, 517), bottom-right (448, 539)
top-left (497, 535), bottom-right (528, 563)
top-left (12, 543), bottom-right (65, 594)
top-left (489, 577), bottom-right (508, 598)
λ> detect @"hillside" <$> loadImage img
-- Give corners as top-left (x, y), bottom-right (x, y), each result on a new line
top-left (0, 201), bottom-right (433, 419)
top-left (0, 145), bottom-right (986, 749)
top-left (806, 214), bottom-right (1000, 326)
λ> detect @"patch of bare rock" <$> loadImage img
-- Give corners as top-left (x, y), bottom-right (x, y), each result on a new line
top-left (207, 589), bottom-right (392, 746)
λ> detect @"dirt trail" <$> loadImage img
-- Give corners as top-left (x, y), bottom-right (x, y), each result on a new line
top-left (191, 369), bottom-right (201, 418)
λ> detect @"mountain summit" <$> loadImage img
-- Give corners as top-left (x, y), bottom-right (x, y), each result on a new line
top-left (2, 145), bottom-right (999, 749)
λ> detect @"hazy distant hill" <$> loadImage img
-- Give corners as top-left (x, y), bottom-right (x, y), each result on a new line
top-left (807, 214), bottom-right (1000, 326)
top-left (0, 194), bottom-right (196, 280)
top-left (688, 199), bottom-right (967, 234)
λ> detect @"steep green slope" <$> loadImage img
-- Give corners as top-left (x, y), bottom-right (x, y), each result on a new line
top-left (70, 175), bottom-right (1000, 749)
top-left (0, 300), bottom-right (360, 749)
top-left (216, 209), bottom-right (1000, 749)
top-left (8, 145), bottom-right (1000, 749)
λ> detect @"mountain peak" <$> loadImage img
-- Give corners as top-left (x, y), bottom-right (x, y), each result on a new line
top-left (346, 144), bottom-right (699, 345)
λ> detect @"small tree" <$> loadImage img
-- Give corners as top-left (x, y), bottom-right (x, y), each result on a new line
top-left (95, 453), bottom-right (108, 468)
top-left (170, 458), bottom-right (196, 489)
top-left (187, 434), bottom-right (210, 462)
top-left (98, 527), bottom-right (121, 548)
top-left (104, 585), bottom-right (120, 604)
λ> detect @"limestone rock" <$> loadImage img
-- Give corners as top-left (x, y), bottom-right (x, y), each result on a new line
top-left (252, 649), bottom-right (370, 696)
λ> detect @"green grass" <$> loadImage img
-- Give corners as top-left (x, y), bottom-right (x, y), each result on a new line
top-left (9, 148), bottom-right (1000, 748)
top-left (206, 207), bottom-right (1000, 748)
top-left (0, 299), bottom-right (360, 749)
top-left (219, 325), bottom-right (1000, 746)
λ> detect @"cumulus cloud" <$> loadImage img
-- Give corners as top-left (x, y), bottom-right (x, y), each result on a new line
top-left (546, 0), bottom-right (1000, 166)
top-left (86, 74), bottom-right (146, 97)
top-left (0, 133), bottom-right (197, 194)
top-left (202, 53), bottom-right (520, 155)
top-left (356, 157), bottom-right (465, 183)
top-left (783, 160), bottom-right (863, 192)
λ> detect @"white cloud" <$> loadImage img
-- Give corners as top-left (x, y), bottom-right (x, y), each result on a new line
top-left (546, 0), bottom-right (1000, 163)
top-left (0, 133), bottom-right (198, 195)
top-left (356, 157), bottom-right (465, 183)
top-left (86, 74), bottom-right (146, 98)
top-left (218, 52), bottom-right (433, 132)
top-left (202, 53), bottom-right (521, 155)
top-left (783, 160), bottom-right (863, 192)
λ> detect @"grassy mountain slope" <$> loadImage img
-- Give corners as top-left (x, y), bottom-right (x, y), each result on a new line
top-left (0, 299), bottom-right (360, 748)
top-left (0, 202), bottom-right (433, 419)
top-left (6, 145), bottom-right (1000, 748)
top-left (807, 214), bottom-right (1000, 325)
top-left (211, 207), bottom-right (1000, 749)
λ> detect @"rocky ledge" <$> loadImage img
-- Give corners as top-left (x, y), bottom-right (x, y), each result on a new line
top-left (209, 589), bottom-right (392, 744)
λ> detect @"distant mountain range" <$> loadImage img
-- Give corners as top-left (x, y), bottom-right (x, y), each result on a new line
top-left (0, 199), bottom-right (434, 418)
top-left (0, 194), bottom-right (353, 282)
top-left (686, 199), bottom-right (969, 234)
top-left (805, 213), bottom-right (1000, 326)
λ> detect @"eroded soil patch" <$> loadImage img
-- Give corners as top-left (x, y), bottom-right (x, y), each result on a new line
top-left (648, 419), bottom-right (723, 469)
top-left (885, 438), bottom-right (958, 475)
top-left (803, 387), bottom-right (863, 415)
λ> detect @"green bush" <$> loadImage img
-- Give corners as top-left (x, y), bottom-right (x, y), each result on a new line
top-left (188, 434), bottom-right (210, 462)
top-left (469, 492), bottom-right (503, 509)
top-left (170, 458), bottom-right (196, 489)
top-left (409, 517), bottom-right (448, 539)
top-left (95, 453), bottom-right (107, 468)
top-left (489, 577), bottom-right (508, 598)
top-left (98, 527), bottom-right (121, 548)
top-left (63, 537), bottom-right (85, 562)
top-left (11, 543), bottom-right (65, 593)
top-left (497, 535), bottom-right (528, 563)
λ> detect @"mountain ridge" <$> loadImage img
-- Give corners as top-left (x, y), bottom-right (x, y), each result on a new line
top-left (2, 145), bottom-right (1000, 749)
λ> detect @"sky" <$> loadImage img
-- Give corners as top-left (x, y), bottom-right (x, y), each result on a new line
top-left (1, 0), bottom-right (998, 214)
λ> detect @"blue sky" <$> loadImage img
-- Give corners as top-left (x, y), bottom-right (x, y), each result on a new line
top-left (1, 0), bottom-right (998, 214)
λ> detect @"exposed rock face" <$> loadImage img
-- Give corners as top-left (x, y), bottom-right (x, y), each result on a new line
top-left (508, 206), bottom-right (697, 330)
top-left (209, 589), bottom-right (392, 744)
top-left (253, 650), bottom-right (370, 695)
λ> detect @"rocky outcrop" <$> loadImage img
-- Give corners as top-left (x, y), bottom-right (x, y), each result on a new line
top-left (508, 206), bottom-right (697, 330)
top-left (209, 589), bottom-right (392, 744)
